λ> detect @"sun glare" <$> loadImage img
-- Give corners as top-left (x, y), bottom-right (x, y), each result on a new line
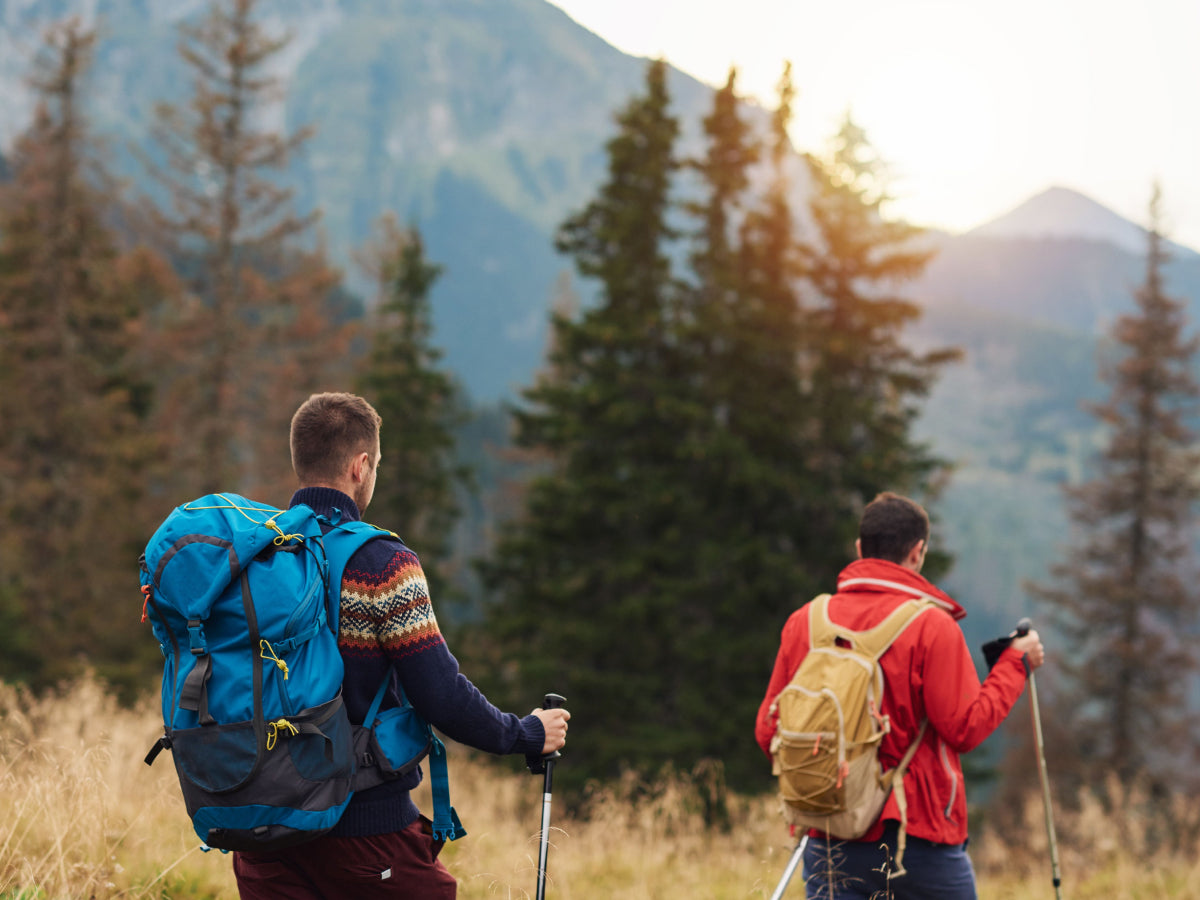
top-left (846, 54), bottom-right (1005, 230)
top-left (552, 0), bottom-right (1200, 246)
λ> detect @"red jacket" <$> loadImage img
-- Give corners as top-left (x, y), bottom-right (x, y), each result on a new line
top-left (755, 558), bottom-right (1029, 846)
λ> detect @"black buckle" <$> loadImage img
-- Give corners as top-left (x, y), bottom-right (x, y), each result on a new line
top-left (144, 734), bottom-right (172, 766)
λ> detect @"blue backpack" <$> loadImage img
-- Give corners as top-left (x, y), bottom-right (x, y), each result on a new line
top-left (139, 493), bottom-right (464, 852)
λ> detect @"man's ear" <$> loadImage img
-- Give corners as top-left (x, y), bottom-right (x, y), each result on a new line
top-left (905, 539), bottom-right (927, 570)
top-left (349, 451), bottom-right (369, 484)
top-left (855, 538), bottom-right (863, 560)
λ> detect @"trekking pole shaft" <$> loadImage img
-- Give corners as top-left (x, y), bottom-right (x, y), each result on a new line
top-left (536, 759), bottom-right (555, 900)
top-left (535, 692), bottom-right (565, 900)
top-left (1028, 671), bottom-right (1064, 900)
top-left (1017, 618), bottom-right (1063, 899)
top-left (769, 834), bottom-right (808, 900)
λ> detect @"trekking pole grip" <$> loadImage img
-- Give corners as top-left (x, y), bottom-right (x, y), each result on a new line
top-left (527, 693), bottom-right (567, 775)
top-left (1016, 618), bottom-right (1033, 674)
top-left (542, 692), bottom-right (566, 763)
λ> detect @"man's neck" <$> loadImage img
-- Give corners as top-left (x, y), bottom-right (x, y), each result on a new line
top-left (301, 481), bottom-right (354, 497)
top-left (292, 485), bottom-right (362, 519)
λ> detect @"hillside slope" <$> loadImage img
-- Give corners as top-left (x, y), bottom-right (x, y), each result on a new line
top-left (0, 0), bottom-right (721, 399)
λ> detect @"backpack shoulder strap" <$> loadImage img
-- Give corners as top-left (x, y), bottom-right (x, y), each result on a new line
top-left (319, 517), bottom-right (403, 634)
top-left (852, 598), bottom-right (936, 660)
top-left (805, 594), bottom-right (836, 649)
top-left (807, 593), bottom-right (932, 657)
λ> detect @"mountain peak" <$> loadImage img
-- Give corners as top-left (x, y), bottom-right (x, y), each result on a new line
top-left (967, 186), bottom-right (1155, 256)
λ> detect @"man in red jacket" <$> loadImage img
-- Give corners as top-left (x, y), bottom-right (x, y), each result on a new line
top-left (755, 492), bottom-right (1044, 900)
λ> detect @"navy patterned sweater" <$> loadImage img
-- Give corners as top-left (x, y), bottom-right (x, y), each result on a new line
top-left (290, 487), bottom-right (545, 837)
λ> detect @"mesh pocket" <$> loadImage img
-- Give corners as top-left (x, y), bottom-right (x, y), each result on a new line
top-left (172, 720), bottom-right (259, 794)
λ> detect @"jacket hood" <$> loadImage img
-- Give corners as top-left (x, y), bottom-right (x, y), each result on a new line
top-left (836, 557), bottom-right (966, 621)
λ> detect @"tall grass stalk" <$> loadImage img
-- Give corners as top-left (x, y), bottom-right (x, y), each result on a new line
top-left (1, 677), bottom-right (1196, 898)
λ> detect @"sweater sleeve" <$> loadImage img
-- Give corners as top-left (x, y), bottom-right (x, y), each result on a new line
top-left (920, 612), bottom-right (1029, 753)
top-left (353, 544), bottom-right (544, 757)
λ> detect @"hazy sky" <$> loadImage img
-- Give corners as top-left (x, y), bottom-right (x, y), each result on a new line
top-left (550, 0), bottom-right (1200, 248)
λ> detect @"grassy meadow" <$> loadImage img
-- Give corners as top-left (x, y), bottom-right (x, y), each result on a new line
top-left (1, 676), bottom-right (1198, 899)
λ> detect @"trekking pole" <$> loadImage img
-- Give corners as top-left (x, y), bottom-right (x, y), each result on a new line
top-left (528, 692), bottom-right (566, 900)
top-left (768, 833), bottom-right (808, 900)
top-left (1016, 618), bottom-right (1064, 900)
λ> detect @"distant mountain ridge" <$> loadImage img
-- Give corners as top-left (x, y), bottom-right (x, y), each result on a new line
top-left (967, 185), bottom-right (1199, 259)
top-left (918, 187), bottom-right (1200, 335)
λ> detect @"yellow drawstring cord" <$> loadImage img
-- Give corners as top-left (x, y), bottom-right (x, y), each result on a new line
top-left (260, 640), bottom-right (289, 680)
top-left (183, 497), bottom-right (304, 545)
top-left (263, 517), bottom-right (304, 546)
top-left (266, 718), bottom-right (300, 751)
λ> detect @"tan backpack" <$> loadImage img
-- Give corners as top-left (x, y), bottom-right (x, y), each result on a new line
top-left (769, 593), bottom-right (933, 874)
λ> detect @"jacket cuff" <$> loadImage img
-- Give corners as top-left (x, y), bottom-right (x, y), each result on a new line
top-left (514, 713), bottom-right (546, 756)
top-left (1002, 644), bottom-right (1031, 676)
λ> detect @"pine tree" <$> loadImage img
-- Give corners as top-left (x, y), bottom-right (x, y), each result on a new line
top-left (0, 19), bottom-right (167, 691)
top-left (685, 67), bottom-right (758, 337)
top-left (356, 216), bottom-right (470, 602)
top-left (145, 0), bottom-right (344, 496)
top-left (735, 63), bottom-right (812, 484)
top-left (671, 66), bottom-right (825, 791)
top-left (1028, 184), bottom-right (1200, 788)
top-left (476, 59), bottom-right (693, 791)
top-left (236, 243), bottom-right (362, 503)
top-left (802, 114), bottom-right (957, 562)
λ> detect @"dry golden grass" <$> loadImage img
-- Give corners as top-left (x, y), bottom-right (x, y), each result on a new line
top-left (1, 676), bottom-right (1197, 899)
top-left (0, 676), bottom-right (232, 899)
top-left (973, 776), bottom-right (1200, 900)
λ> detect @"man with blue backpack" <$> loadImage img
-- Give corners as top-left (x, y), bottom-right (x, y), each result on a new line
top-left (240, 391), bottom-right (570, 897)
top-left (143, 391), bottom-right (569, 898)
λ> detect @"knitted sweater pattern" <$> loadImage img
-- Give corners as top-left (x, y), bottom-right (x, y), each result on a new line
top-left (340, 545), bottom-right (444, 661)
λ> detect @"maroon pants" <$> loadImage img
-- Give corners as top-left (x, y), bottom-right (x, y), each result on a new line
top-left (233, 817), bottom-right (456, 899)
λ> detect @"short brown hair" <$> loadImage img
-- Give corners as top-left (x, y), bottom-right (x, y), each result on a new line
top-left (858, 492), bottom-right (929, 564)
top-left (290, 393), bottom-right (381, 484)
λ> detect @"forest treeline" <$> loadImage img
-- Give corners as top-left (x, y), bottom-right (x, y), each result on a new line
top-left (1, 0), bottom-right (1196, 809)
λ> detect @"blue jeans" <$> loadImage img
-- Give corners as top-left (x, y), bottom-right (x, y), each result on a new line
top-left (802, 822), bottom-right (977, 900)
